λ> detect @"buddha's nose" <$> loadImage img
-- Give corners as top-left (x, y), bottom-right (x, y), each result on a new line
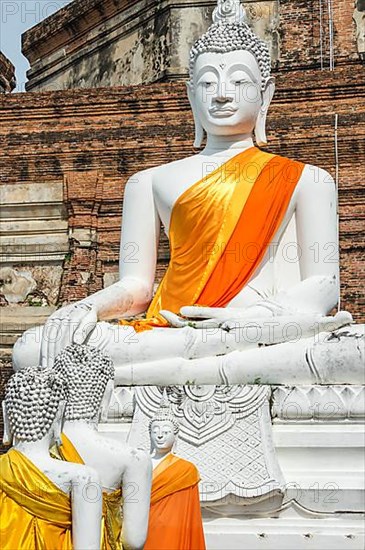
top-left (215, 81), bottom-right (233, 103)
top-left (215, 96), bottom-right (230, 104)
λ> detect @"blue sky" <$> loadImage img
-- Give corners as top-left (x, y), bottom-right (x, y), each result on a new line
top-left (0, 0), bottom-right (73, 91)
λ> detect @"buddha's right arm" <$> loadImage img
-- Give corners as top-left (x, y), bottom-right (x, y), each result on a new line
top-left (81, 168), bottom-right (160, 320)
top-left (71, 466), bottom-right (103, 550)
top-left (40, 170), bottom-right (159, 366)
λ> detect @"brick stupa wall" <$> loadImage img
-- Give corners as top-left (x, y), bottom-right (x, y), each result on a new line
top-left (1, 0), bottom-right (364, 451)
top-left (0, 52), bottom-right (16, 93)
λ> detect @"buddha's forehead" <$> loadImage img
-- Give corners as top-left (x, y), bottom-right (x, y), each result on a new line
top-left (151, 420), bottom-right (174, 430)
top-left (193, 50), bottom-right (261, 82)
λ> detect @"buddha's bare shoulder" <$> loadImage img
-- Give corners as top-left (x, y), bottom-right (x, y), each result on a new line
top-left (44, 458), bottom-right (100, 489)
top-left (93, 433), bottom-right (151, 470)
top-left (296, 162), bottom-right (336, 195)
top-left (126, 154), bottom-right (200, 186)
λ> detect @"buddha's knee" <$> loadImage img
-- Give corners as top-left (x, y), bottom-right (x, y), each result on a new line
top-left (12, 325), bottom-right (43, 371)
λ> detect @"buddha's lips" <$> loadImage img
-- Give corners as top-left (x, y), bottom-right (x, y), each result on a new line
top-left (209, 105), bottom-right (238, 116)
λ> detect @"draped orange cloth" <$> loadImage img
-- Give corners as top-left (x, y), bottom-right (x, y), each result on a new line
top-left (120, 147), bottom-right (304, 332)
top-left (56, 433), bottom-right (123, 550)
top-left (0, 448), bottom-right (73, 550)
top-left (144, 453), bottom-right (206, 550)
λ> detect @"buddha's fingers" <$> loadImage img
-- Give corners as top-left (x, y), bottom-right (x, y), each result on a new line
top-left (50, 310), bottom-right (80, 363)
top-left (180, 306), bottom-right (243, 319)
top-left (159, 310), bottom-right (189, 327)
top-left (49, 317), bottom-right (74, 369)
top-left (41, 317), bottom-right (62, 368)
top-left (190, 319), bottom-right (223, 329)
top-left (40, 330), bottom-right (50, 369)
top-left (73, 306), bottom-right (98, 345)
top-left (159, 309), bottom-right (222, 329)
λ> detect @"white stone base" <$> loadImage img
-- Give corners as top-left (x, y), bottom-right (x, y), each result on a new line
top-left (202, 509), bottom-right (364, 550)
top-left (98, 422), bottom-right (364, 512)
top-left (98, 420), bottom-right (364, 548)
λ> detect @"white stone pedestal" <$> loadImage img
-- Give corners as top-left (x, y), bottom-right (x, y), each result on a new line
top-left (98, 384), bottom-right (365, 549)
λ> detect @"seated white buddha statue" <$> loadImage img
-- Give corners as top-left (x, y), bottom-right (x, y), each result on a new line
top-left (13, 0), bottom-right (362, 385)
top-left (1, 366), bottom-right (102, 550)
top-left (52, 343), bottom-right (152, 550)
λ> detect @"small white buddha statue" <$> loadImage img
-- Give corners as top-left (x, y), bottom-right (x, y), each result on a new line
top-left (13, 0), bottom-right (362, 386)
top-left (53, 343), bottom-right (152, 550)
top-left (144, 395), bottom-right (206, 550)
top-left (149, 394), bottom-right (180, 470)
top-left (1, 366), bottom-right (102, 550)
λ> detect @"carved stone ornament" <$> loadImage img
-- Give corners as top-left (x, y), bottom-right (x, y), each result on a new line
top-left (128, 384), bottom-right (286, 506)
top-left (272, 385), bottom-right (365, 422)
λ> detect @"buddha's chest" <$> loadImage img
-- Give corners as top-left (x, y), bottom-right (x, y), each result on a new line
top-left (152, 156), bottom-right (232, 234)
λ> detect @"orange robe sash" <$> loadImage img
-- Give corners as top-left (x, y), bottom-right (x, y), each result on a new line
top-left (144, 454), bottom-right (206, 550)
top-left (0, 449), bottom-right (72, 550)
top-left (121, 147), bottom-right (304, 331)
top-left (57, 433), bottom-right (123, 550)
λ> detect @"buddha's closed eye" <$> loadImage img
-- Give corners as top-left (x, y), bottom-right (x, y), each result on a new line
top-left (201, 81), bottom-right (217, 88)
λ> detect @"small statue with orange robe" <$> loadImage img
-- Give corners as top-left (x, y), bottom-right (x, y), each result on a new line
top-left (0, 366), bottom-right (102, 550)
top-left (144, 395), bottom-right (206, 550)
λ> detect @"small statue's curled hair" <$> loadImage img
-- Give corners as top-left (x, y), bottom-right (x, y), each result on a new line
top-left (54, 344), bottom-right (115, 422)
top-left (5, 366), bottom-right (65, 442)
top-left (148, 391), bottom-right (180, 435)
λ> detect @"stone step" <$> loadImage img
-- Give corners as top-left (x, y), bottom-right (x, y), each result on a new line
top-left (0, 306), bottom-right (55, 347)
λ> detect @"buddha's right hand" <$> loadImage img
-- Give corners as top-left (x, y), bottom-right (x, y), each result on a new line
top-left (40, 302), bottom-right (98, 368)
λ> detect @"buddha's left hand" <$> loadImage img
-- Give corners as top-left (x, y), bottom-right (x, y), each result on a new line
top-left (159, 304), bottom-right (274, 329)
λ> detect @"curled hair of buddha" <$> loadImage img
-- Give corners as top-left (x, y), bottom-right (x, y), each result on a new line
top-left (148, 392), bottom-right (179, 435)
top-left (5, 366), bottom-right (65, 442)
top-left (189, 0), bottom-right (271, 89)
top-left (54, 344), bottom-right (115, 422)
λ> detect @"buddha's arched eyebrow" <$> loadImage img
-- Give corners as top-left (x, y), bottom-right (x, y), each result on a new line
top-left (195, 63), bottom-right (260, 84)
top-left (227, 63), bottom-right (260, 83)
top-left (195, 65), bottom-right (220, 81)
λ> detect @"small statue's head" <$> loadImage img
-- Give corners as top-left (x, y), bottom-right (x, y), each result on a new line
top-left (149, 393), bottom-right (179, 455)
top-left (53, 344), bottom-right (115, 424)
top-left (187, 0), bottom-right (275, 147)
top-left (3, 366), bottom-right (66, 445)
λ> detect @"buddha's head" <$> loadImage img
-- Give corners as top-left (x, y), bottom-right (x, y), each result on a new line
top-left (149, 394), bottom-right (179, 456)
top-left (187, 0), bottom-right (274, 147)
top-left (3, 366), bottom-right (66, 445)
top-left (53, 344), bottom-right (115, 424)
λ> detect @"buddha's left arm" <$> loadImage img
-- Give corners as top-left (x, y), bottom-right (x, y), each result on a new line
top-left (277, 165), bottom-right (340, 315)
top-left (121, 449), bottom-right (152, 550)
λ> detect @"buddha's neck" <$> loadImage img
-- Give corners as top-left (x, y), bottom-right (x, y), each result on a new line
top-left (150, 448), bottom-right (171, 460)
top-left (202, 133), bottom-right (255, 156)
top-left (14, 435), bottom-right (52, 457)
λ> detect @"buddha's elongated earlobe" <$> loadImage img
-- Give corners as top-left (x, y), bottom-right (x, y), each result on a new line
top-left (51, 400), bottom-right (66, 447)
top-left (99, 379), bottom-right (114, 422)
top-left (52, 399), bottom-right (66, 445)
top-left (186, 81), bottom-right (205, 148)
top-left (172, 436), bottom-right (178, 454)
top-left (255, 76), bottom-right (275, 147)
top-left (2, 401), bottom-right (13, 446)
